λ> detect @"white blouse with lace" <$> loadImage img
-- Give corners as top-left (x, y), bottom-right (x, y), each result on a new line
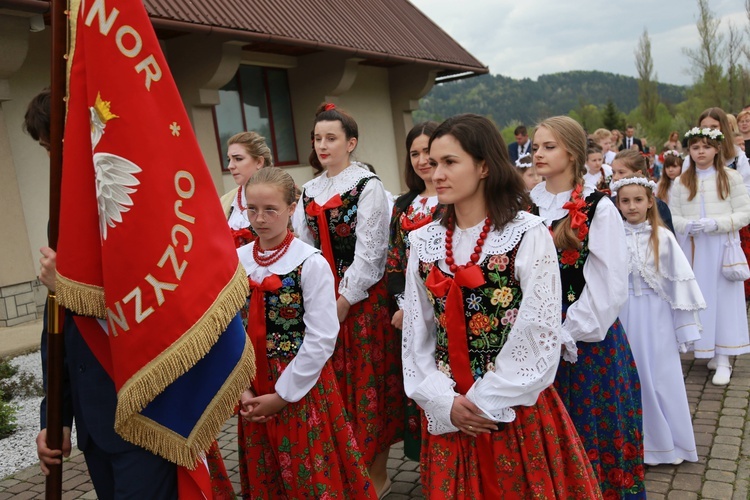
top-left (237, 238), bottom-right (339, 403)
top-left (227, 186), bottom-right (251, 230)
top-left (401, 212), bottom-right (563, 435)
top-left (530, 182), bottom-right (628, 352)
top-left (292, 164), bottom-right (390, 305)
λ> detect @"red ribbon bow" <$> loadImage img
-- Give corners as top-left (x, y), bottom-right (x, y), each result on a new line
top-left (231, 228), bottom-right (255, 249)
top-left (247, 275), bottom-right (283, 395)
top-left (305, 194), bottom-right (343, 291)
top-left (562, 185), bottom-right (589, 240)
top-left (323, 103), bottom-right (336, 111)
top-left (424, 264), bottom-right (485, 395)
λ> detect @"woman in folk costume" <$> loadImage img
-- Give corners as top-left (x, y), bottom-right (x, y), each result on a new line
top-left (402, 114), bottom-right (602, 498)
top-left (219, 131), bottom-right (273, 248)
top-left (670, 127), bottom-right (750, 386)
top-left (386, 120), bottom-right (441, 462)
top-left (291, 103), bottom-right (402, 498)
top-left (237, 167), bottom-right (376, 499)
top-left (529, 116), bottom-right (645, 499)
top-left (614, 174), bottom-right (705, 466)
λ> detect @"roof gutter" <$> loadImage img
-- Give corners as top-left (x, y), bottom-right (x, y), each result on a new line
top-left (150, 17), bottom-right (489, 76)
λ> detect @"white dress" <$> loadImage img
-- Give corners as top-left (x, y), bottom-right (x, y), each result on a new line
top-left (401, 213), bottom-right (563, 433)
top-left (583, 163), bottom-right (613, 188)
top-left (619, 221), bottom-right (705, 464)
top-left (670, 166), bottom-right (750, 357)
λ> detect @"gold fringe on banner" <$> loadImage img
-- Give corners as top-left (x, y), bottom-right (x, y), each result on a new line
top-left (55, 271), bottom-right (106, 318)
top-left (114, 262), bottom-right (254, 467)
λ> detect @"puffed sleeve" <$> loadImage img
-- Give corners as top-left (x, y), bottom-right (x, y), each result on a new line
top-left (561, 197), bottom-right (628, 350)
top-left (291, 192), bottom-right (316, 246)
top-left (712, 170), bottom-right (750, 233)
top-left (668, 179), bottom-right (690, 234)
top-left (274, 254), bottom-right (339, 403)
top-left (465, 223), bottom-right (562, 422)
top-left (339, 178), bottom-right (390, 305)
top-left (402, 244), bottom-right (459, 435)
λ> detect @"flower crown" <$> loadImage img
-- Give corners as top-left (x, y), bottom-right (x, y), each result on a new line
top-left (515, 152), bottom-right (532, 168)
top-left (610, 176), bottom-right (657, 194)
top-left (663, 149), bottom-right (682, 159)
top-left (684, 127), bottom-right (724, 141)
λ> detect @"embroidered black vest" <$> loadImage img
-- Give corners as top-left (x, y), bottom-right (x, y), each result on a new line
top-left (532, 191), bottom-right (605, 312)
top-left (418, 241), bottom-right (522, 382)
top-left (302, 176), bottom-right (373, 280)
top-left (250, 265), bottom-right (306, 360)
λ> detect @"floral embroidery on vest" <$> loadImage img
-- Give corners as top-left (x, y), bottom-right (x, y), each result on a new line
top-left (419, 242), bottom-right (522, 381)
top-left (303, 176), bottom-right (372, 279)
top-left (252, 265), bottom-right (306, 359)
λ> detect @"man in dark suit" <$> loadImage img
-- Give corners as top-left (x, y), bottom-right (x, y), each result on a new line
top-left (619, 125), bottom-right (643, 151)
top-left (508, 125), bottom-right (532, 162)
top-left (27, 89), bottom-right (177, 500)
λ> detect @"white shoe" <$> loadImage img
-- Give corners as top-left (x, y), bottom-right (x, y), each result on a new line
top-left (712, 365), bottom-right (732, 386)
top-left (672, 458), bottom-right (684, 465)
top-left (707, 357), bottom-right (718, 370)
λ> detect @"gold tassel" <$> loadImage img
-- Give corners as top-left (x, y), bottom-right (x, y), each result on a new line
top-left (113, 263), bottom-right (252, 466)
top-left (56, 271), bottom-right (106, 318)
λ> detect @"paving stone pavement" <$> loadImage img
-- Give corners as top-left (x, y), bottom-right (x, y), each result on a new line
top-left (2, 355), bottom-right (750, 498)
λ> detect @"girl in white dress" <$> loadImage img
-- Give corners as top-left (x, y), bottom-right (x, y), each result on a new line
top-left (656, 150), bottom-right (682, 204)
top-left (614, 174), bottom-right (705, 466)
top-left (669, 127), bottom-right (750, 385)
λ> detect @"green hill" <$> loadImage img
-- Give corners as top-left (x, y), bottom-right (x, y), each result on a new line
top-left (414, 71), bottom-right (687, 126)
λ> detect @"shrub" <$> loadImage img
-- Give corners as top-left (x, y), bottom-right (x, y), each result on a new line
top-left (0, 390), bottom-right (18, 439)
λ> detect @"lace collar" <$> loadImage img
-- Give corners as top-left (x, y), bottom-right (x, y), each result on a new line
top-left (303, 163), bottom-right (376, 198)
top-left (238, 238), bottom-right (319, 276)
top-left (409, 211), bottom-right (543, 263)
top-left (624, 221), bottom-right (650, 235)
top-left (530, 182), bottom-right (595, 225)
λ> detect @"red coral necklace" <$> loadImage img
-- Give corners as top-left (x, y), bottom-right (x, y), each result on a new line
top-left (444, 216), bottom-right (491, 274)
top-left (253, 230), bottom-right (294, 266)
top-left (236, 186), bottom-right (246, 212)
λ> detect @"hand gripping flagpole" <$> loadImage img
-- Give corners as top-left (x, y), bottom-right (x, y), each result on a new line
top-left (46, 0), bottom-right (69, 498)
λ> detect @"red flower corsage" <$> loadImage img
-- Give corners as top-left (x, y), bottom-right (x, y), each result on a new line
top-left (561, 249), bottom-right (581, 266)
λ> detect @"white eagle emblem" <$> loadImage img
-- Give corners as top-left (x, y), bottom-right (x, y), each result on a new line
top-left (93, 153), bottom-right (142, 240)
top-left (89, 93), bottom-right (142, 241)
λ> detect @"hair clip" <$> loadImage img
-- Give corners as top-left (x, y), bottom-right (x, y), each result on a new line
top-left (324, 103), bottom-right (336, 111)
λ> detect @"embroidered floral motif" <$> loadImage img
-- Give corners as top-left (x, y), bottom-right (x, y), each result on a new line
top-left (255, 266), bottom-right (305, 358)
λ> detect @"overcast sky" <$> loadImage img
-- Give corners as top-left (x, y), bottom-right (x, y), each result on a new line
top-left (411, 0), bottom-right (747, 86)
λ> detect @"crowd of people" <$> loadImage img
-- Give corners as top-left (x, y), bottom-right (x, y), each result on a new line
top-left (29, 86), bottom-right (750, 499)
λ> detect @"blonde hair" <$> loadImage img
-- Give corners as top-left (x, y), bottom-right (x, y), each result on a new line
top-left (698, 108), bottom-right (735, 164)
top-left (536, 116), bottom-right (587, 251)
top-left (616, 173), bottom-right (666, 271)
top-left (228, 131), bottom-right (274, 168)
top-left (682, 136), bottom-right (730, 201)
top-left (245, 166), bottom-right (297, 206)
top-left (591, 128), bottom-right (613, 143)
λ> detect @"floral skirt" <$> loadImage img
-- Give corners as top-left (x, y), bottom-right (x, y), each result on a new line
top-left (419, 386), bottom-right (602, 499)
top-left (333, 278), bottom-right (404, 466)
top-left (237, 359), bottom-right (376, 499)
top-left (554, 319), bottom-right (646, 499)
top-left (204, 441), bottom-right (236, 499)
top-left (740, 225), bottom-right (750, 297)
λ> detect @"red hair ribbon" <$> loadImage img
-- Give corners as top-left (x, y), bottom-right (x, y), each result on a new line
top-left (324, 103), bottom-right (336, 111)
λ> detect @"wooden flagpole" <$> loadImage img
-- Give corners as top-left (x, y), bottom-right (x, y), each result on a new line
top-left (46, 0), bottom-right (68, 498)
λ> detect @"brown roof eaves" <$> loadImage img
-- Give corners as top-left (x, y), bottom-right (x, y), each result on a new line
top-left (2, 0), bottom-right (488, 78)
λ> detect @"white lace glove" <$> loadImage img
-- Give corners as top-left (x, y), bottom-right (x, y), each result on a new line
top-left (685, 220), bottom-right (705, 236)
top-left (699, 218), bottom-right (718, 233)
top-left (678, 341), bottom-right (694, 354)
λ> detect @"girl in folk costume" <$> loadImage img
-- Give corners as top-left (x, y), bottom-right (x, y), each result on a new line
top-left (655, 150), bottom-right (682, 204)
top-left (614, 174), bottom-right (705, 466)
top-left (220, 132), bottom-right (273, 248)
top-left (236, 167), bottom-right (376, 499)
top-left (291, 103), bottom-right (401, 498)
top-left (530, 116), bottom-right (645, 499)
top-left (402, 114), bottom-right (602, 498)
top-left (386, 121), bottom-right (441, 462)
top-left (513, 152), bottom-right (542, 191)
top-left (669, 127), bottom-right (750, 386)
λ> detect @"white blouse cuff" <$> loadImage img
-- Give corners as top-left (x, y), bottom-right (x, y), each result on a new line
top-left (465, 374), bottom-right (517, 423)
top-left (413, 371), bottom-right (459, 435)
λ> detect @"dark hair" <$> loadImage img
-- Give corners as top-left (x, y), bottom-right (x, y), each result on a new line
top-left (309, 102), bottom-right (358, 175)
top-left (626, 124), bottom-right (635, 130)
top-left (514, 125), bottom-right (527, 136)
top-left (23, 88), bottom-right (51, 143)
top-left (404, 121), bottom-right (439, 192)
top-left (614, 149), bottom-right (648, 175)
top-left (430, 114), bottom-right (529, 229)
top-left (587, 143), bottom-right (603, 156)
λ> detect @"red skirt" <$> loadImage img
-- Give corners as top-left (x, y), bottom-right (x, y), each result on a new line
top-left (420, 387), bottom-right (602, 499)
top-left (238, 358), bottom-right (376, 499)
top-left (332, 278), bottom-right (404, 466)
top-left (740, 225), bottom-right (750, 297)
top-left (204, 441), bottom-right (235, 499)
